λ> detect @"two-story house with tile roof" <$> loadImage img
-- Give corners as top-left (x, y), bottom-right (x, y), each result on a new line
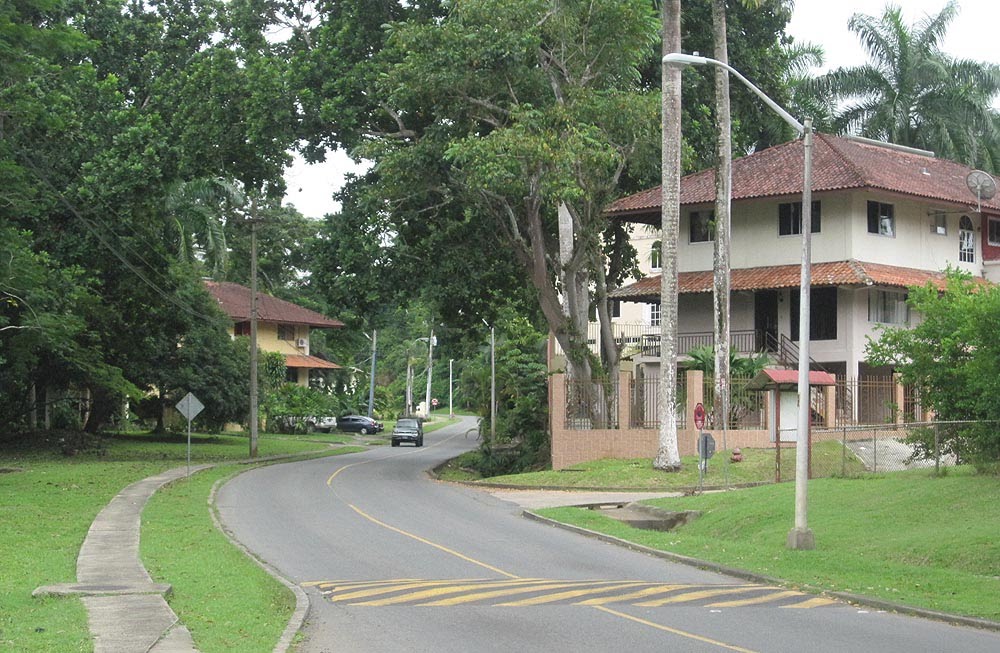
top-left (204, 281), bottom-right (344, 385)
top-left (603, 133), bottom-right (999, 385)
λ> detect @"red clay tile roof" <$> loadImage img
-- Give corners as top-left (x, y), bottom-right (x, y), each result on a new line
top-left (285, 354), bottom-right (341, 369)
top-left (204, 281), bottom-right (344, 328)
top-left (609, 260), bottom-right (965, 301)
top-left (607, 133), bottom-right (1000, 222)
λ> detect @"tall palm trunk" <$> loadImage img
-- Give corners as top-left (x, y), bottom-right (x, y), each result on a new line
top-left (712, 0), bottom-right (732, 439)
top-left (654, 0), bottom-right (682, 472)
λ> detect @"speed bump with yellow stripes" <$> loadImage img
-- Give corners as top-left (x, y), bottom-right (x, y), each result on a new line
top-left (304, 579), bottom-right (838, 609)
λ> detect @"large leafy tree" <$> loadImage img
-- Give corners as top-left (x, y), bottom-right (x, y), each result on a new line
top-left (812, 1), bottom-right (1000, 170)
top-left (365, 0), bottom-right (661, 389)
top-left (1, 0), bottom-right (300, 434)
top-left (866, 271), bottom-right (1000, 465)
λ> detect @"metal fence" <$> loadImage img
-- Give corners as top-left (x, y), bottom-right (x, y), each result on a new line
top-left (701, 374), bottom-right (767, 429)
top-left (782, 421), bottom-right (975, 479)
top-left (629, 373), bottom-right (686, 429)
top-left (565, 378), bottom-right (620, 430)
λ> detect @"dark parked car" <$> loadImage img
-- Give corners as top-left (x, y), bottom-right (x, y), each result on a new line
top-left (391, 417), bottom-right (424, 447)
top-left (337, 415), bottom-right (383, 435)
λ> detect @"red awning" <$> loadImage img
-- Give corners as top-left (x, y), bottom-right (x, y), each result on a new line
top-left (747, 368), bottom-right (837, 391)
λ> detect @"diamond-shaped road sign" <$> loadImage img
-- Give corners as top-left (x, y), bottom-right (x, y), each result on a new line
top-left (175, 392), bottom-right (204, 421)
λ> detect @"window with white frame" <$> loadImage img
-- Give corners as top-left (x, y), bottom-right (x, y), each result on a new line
top-left (868, 290), bottom-right (909, 325)
top-left (650, 240), bottom-right (662, 271)
top-left (930, 211), bottom-right (947, 235)
top-left (689, 211), bottom-right (715, 243)
top-left (990, 217), bottom-right (1000, 246)
top-left (867, 201), bottom-right (895, 236)
top-left (959, 215), bottom-right (975, 263)
top-left (649, 303), bottom-right (661, 327)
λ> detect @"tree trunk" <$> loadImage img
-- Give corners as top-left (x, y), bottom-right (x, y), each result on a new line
top-left (655, 0), bottom-right (683, 472)
top-left (712, 0), bottom-right (732, 437)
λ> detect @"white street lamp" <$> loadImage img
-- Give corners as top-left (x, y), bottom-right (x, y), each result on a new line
top-left (663, 52), bottom-right (815, 549)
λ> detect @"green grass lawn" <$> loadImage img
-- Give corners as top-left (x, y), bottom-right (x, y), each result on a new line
top-left (537, 466), bottom-right (1000, 621)
top-left (443, 441), bottom-right (865, 488)
top-left (0, 431), bottom-right (363, 653)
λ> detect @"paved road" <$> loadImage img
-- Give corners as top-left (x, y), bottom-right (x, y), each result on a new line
top-left (215, 417), bottom-right (1000, 652)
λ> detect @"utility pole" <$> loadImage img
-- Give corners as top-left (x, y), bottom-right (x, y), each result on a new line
top-left (489, 325), bottom-right (496, 443)
top-left (367, 330), bottom-right (377, 418)
top-left (449, 358), bottom-right (454, 418)
top-left (424, 329), bottom-right (434, 418)
top-left (248, 200), bottom-right (259, 458)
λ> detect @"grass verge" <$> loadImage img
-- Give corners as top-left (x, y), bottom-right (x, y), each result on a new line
top-left (536, 466), bottom-right (1000, 621)
top-left (444, 441), bottom-right (865, 488)
top-left (141, 447), bottom-right (364, 652)
top-left (0, 431), bottom-right (362, 652)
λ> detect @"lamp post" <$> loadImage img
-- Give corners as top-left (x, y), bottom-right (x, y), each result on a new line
top-left (662, 53), bottom-right (815, 549)
top-left (482, 319), bottom-right (496, 443)
top-left (367, 330), bottom-right (377, 419)
top-left (449, 358), bottom-right (454, 418)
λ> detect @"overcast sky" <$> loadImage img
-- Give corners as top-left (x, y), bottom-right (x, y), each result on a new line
top-left (283, 0), bottom-right (1000, 220)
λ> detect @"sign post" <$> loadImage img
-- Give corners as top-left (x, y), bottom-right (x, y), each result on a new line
top-left (694, 402), bottom-right (714, 490)
top-left (175, 392), bottom-right (204, 476)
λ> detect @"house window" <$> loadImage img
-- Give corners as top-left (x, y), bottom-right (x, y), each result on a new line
top-left (689, 211), bottom-right (715, 243)
top-left (650, 240), bottom-right (662, 271)
top-left (277, 324), bottom-right (296, 341)
top-left (234, 321), bottom-right (250, 336)
top-left (790, 287), bottom-right (837, 341)
top-left (989, 217), bottom-right (1000, 246)
top-left (868, 290), bottom-right (909, 325)
top-left (778, 201), bottom-right (821, 236)
top-left (649, 303), bottom-right (661, 327)
top-left (930, 211), bottom-right (947, 235)
top-left (959, 216), bottom-right (975, 263)
top-left (285, 367), bottom-right (299, 383)
top-left (867, 201), bottom-right (895, 237)
top-left (610, 299), bottom-right (621, 319)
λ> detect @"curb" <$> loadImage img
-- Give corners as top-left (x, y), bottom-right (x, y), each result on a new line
top-left (208, 476), bottom-right (309, 653)
top-left (522, 510), bottom-right (1000, 633)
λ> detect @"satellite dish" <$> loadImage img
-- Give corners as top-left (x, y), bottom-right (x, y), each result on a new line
top-left (966, 170), bottom-right (997, 211)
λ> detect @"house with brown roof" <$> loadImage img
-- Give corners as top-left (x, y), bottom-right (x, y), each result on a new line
top-left (204, 281), bottom-right (344, 386)
top-left (601, 133), bottom-right (999, 384)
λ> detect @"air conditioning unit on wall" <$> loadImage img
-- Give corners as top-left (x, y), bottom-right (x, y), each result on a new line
top-left (296, 338), bottom-right (307, 348)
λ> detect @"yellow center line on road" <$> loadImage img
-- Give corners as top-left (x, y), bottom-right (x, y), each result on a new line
top-left (320, 422), bottom-right (764, 651)
top-left (347, 503), bottom-right (520, 579)
top-left (593, 606), bottom-right (760, 653)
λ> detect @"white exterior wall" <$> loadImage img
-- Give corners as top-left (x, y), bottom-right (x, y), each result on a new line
top-left (604, 188), bottom-right (988, 377)
top-left (847, 193), bottom-right (982, 276)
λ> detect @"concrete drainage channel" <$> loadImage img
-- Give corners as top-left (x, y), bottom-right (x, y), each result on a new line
top-left (581, 502), bottom-right (701, 531)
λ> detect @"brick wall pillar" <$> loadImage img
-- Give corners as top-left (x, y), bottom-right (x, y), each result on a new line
top-left (685, 369), bottom-right (704, 427)
top-left (824, 385), bottom-right (836, 428)
top-left (618, 371), bottom-right (632, 429)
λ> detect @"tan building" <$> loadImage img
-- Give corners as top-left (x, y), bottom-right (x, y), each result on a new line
top-left (204, 281), bottom-right (344, 386)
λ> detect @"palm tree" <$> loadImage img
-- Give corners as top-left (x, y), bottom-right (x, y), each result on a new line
top-left (655, 0), bottom-right (683, 472)
top-left (166, 177), bottom-right (246, 278)
top-left (813, 1), bottom-right (1000, 169)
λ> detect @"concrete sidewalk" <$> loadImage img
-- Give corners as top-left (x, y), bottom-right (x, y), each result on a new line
top-left (35, 465), bottom-right (210, 653)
